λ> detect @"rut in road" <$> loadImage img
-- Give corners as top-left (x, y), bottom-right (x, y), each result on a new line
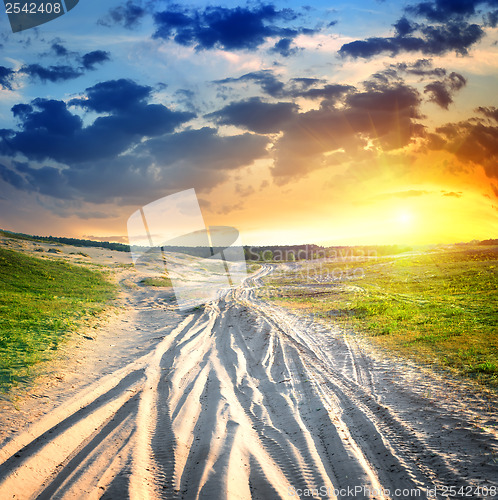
top-left (0, 266), bottom-right (496, 499)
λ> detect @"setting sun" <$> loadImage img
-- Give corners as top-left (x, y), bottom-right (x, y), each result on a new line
top-left (397, 211), bottom-right (414, 225)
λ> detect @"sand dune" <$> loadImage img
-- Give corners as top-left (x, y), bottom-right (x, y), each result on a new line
top-left (0, 245), bottom-right (497, 499)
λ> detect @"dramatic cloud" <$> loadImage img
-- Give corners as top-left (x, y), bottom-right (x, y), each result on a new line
top-left (81, 50), bottom-right (111, 70)
top-left (406, 0), bottom-right (498, 22)
top-left (339, 20), bottom-right (484, 58)
top-left (152, 4), bottom-right (313, 53)
top-left (367, 60), bottom-right (467, 109)
top-left (345, 83), bottom-right (421, 117)
top-left (17, 48), bottom-right (110, 83)
top-left (2, 79), bottom-right (194, 164)
top-left (432, 108), bottom-right (498, 179)
top-left (207, 98), bottom-right (298, 133)
top-left (424, 72), bottom-right (466, 108)
top-left (69, 79), bottom-right (153, 113)
top-left (12, 99), bottom-right (82, 135)
top-left (0, 128), bottom-right (269, 203)
top-left (19, 64), bottom-right (83, 83)
top-left (0, 163), bottom-right (29, 190)
top-left (141, 127), bottom-right (269, 177)
top-left (16, 163), bottom-right (70, 199)
top-left (0, 79), bottom-right (270, 204)
top-left (271, 82), bottom-right (424, 181)
top-left (209, 74), bottom-right (425, 183)
top-left (393, 17), bottom-right (418, 37)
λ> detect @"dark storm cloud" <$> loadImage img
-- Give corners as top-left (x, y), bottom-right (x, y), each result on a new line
top-left (142, 127), bottom-right (269, 175)
top-left (18, 48), bottom-right (110, 83)
top-left (0, 79), bottom-right (269, 204)
top-left (12, 99), bottom-right (82, 135)
top-left (20, 64), bottom-right (83, 83)
top-left (0, 128), bottom-right (269, 203)
top-left (0, 66), bottom-right (15, 90)
top-left (207, 97), bottom-right (299, 133)
top-left (0, 163), bottom-right (29, 190)
top-left (431, 109), bottom-right (498, 179)
top-left (339, 20), bottom-right (484, 58)
top-left (406, 0), bottom-right (498, 22)
top-left (424, 72), bottom-right (466, 108)
top-left (2, 79), bottom-right (194, 164)
top-left (152, 4), bottom-right (314, 52)
top-left (99, 0), bottom-right (147, 29)
top-left (70, 79), bottom-right (152, 113)
top-left (393, 17), bottom-right (419, 36)
top-left (16, 163), bottom-right (70, 199)
top-left (81, 50), bottom-right (111, 70)
top-left (421, 22), bottom-right (484, 53)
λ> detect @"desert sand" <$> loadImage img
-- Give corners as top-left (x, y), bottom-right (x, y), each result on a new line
top-left (0, 237), bottom-right (496, 499)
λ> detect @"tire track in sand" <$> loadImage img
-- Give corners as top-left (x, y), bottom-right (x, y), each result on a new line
top-left (0, 265), bottom-right (496, 499)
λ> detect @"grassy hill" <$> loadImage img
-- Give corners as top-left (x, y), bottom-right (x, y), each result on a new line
top-left (0, 246), bottom-right (117, 391)
top-left (0, 228), bottom-right (129, 252)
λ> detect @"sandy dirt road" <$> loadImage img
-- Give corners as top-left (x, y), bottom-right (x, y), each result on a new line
top-left (0, 253), bottom-right (497, 499)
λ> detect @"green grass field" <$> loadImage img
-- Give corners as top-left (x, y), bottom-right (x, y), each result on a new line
top-left (262, 246), bottom-right (498, 388)
top-left (0, 247), bottom-right (117, 391)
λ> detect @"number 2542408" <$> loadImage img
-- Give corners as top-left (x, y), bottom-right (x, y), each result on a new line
top-left (5, 2), bottom-right (62, 14)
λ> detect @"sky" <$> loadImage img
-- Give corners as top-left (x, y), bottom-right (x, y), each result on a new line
top-left (0, 0), bottom-right (497, 246)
